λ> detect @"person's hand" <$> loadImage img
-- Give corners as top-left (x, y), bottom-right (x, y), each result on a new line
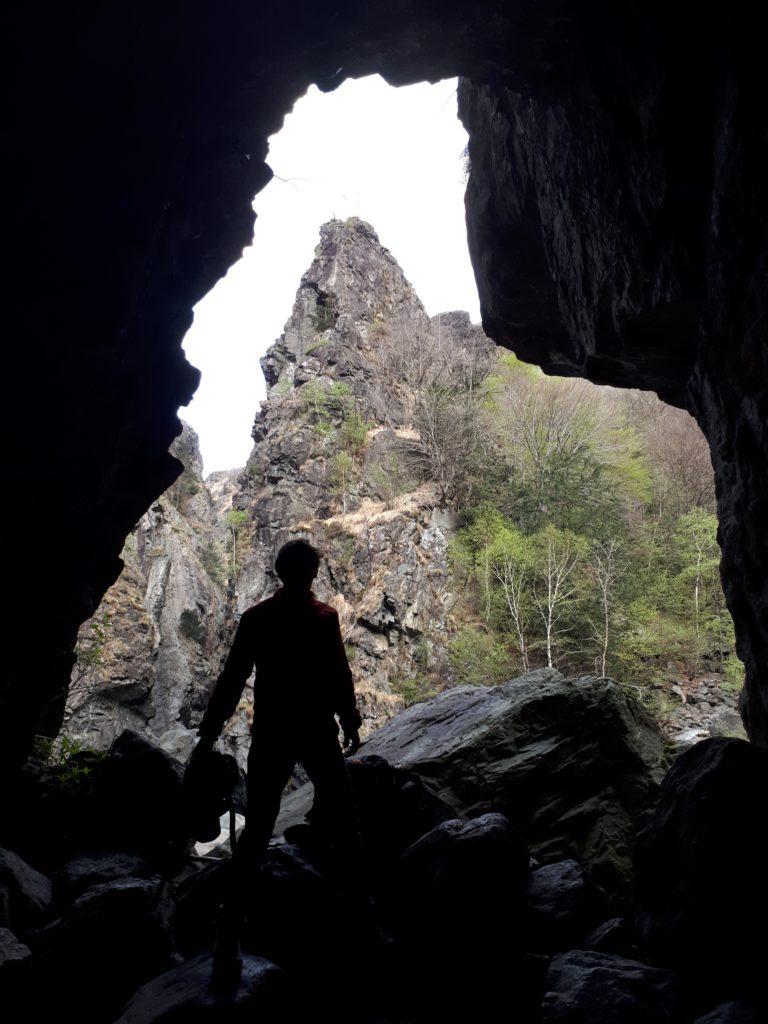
top-left (189, 735), bottom-right (215, 765)
top-left (342, 726), bottom-right (361, 756)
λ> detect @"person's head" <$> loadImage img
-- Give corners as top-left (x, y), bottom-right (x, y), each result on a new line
top-left (275, 539), bottom-right (320, 593)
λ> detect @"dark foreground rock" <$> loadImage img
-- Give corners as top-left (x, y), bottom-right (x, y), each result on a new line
top-left (541, 950), bottom-right (681, 1023)
top-left (279, 670), bottom-right (665, 896)
top-left (396, 812), bottom-right (529, 943)
top-left (694, 1003), bottom-right (767, 1024)
top-left (0, 847), bottom-right (52, 934)
top-left (115, 951), bottom-right (287, 1023)
top-left (278, 752), bottom-right (455, 891)
top-left (0, 843), bottom-right (52, 937)
top-left (522, 859), bottom-right (609, 952)
top-left (634, 738), bottom-right (768, 1000)
top-left (30, 876), bottom-right (174, 1023)
top-left (56, 849), bottom-right (151, 903)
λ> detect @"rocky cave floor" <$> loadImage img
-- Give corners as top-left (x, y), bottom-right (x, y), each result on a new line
top-left (2, 670), bottom-right (767, 1023)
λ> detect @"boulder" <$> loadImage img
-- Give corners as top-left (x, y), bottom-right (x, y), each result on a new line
top-left (0, 848), bottom-right (52, 933)
top-left (396, 813), bottom-right (529, 944)
top-left (173, 843), bottom-right (349, 964)
top-left (694, 1003), bottom-right (766, 1024)
top-left (541, 950), bottom-right (681, 1023)
top-left (0, 927), bottom-right (31, 1003)
top-left (634, 738), bottom-right (768, 999)
top-left (115, 951), bottom-right (286, 1023)
top-left (31, 876), bottom-right (174, 1023)
top-left (280, 754), bottom-right (454, 889)
top-left (583, 918), bottom-right (639, 959)
top-left (86, 730), bottom-right (189, 865)
top-left (57, 850), bottom-right (151, 902)
top-left (242, 843), bottom-right (349, 963)
top-left (522, 859), bottom-right (609, 951)
top-left (303, 670), bottom-right (664, 895)
top-left (0, 926), bottom-right (31, 967)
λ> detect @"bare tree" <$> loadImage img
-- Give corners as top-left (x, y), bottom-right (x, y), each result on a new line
top-left (490, 544), bottom-right (531, 671)
top-left (585, 539), bottom-right (626, 676)
top-left (367, 319), bottom-right (492, 508)
top-left (624, 391), bottom-right (715, 515)
top-left (532, 527), bottom-right (584, 668)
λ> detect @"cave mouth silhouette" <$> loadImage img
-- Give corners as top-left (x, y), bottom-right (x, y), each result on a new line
top-left (5, 3), bottom-right (766, 782)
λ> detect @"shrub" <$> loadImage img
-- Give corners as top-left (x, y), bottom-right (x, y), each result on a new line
top-left (305, 337), bottom-right (331, 355)
top-left (310, 294), bottom-right (337, 332)
top-left (369, 450), bottom-right (410, 505)
top-left (179, 609), bottom-right (205, 644)
top-left (339, 408), bottom-right (371, 457)
top-left (200, 541), bottom-right (226, 584)
top-left (448, 625), bottom-right (512, 687)
top-left (391, 672), bottom-right (437, 707)
top-left (721, 653), bottom-right (745, 694)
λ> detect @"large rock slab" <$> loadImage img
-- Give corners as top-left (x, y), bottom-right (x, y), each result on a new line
top-left (279, 670), bottom-right (664, 894)
top-left (634, 737), bottom-right (768, 999)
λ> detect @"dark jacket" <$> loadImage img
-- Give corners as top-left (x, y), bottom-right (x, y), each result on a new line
top-left (196, 588), bottom-right (361, 740)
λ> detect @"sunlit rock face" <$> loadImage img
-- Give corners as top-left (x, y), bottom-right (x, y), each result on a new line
top-left (5, 2), bottom-right (766, 769)
top-left (63, 425), bottom-right (228, 758)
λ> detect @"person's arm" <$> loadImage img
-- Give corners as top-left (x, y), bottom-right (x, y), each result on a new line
top-left (196, 611), bottom-right (256, 743)
top-left (328, 610), bottom-right (362, 753)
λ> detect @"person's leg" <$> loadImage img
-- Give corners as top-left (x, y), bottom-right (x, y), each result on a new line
top-left (299, 726), bottom-right (363, 888)
top-left (214, 733), bottom-right (295, 975)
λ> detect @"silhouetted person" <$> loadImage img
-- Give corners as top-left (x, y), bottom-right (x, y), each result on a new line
top-left (191, 539), bottom-right (364, 974)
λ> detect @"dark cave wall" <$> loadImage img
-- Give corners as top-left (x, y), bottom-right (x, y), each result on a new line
top-left (5, 1), bottom-right (766, 770)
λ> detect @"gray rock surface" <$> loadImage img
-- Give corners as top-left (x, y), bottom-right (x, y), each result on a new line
top-left (0, 926), bottom-right (31, 966)
top-left (0, 847), bottom-right (52, 933)
top-left (541, 950), bottom-right (680, 1023)
top-left (58, 850), bottom-right (151, 900)
top-left (63, 423), bottom-right (231, 755)
top-left (694, 1003), bottom-right (765, 1024)
top-left (523, 859), bottom-right (609, 951)
top-left (115, 951), bottom-right (286, 1023)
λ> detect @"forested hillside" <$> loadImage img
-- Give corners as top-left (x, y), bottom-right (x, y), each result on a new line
top-left (402, 345), bottom-right (735, 711)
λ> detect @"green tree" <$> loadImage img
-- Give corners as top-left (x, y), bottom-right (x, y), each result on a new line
top-left (226, 508), bottom-right (248, 575)
top-left (330, 451), bottom-right (355, 514)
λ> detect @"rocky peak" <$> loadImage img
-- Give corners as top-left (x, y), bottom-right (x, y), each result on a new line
top-left (260, 217), bottom-right (431, 393)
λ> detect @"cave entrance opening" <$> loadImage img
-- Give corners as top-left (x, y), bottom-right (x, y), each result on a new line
top-left (61, 75), bottom-right (742, 773)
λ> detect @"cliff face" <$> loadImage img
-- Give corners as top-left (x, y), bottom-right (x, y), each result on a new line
top-left (229, 218), bottom-right (496, 738)
top-left (64, 425), bottom-right (229, 761)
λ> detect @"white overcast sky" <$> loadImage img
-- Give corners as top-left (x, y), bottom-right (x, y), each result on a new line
top-left (181, 75), bottom-right (480, 474)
